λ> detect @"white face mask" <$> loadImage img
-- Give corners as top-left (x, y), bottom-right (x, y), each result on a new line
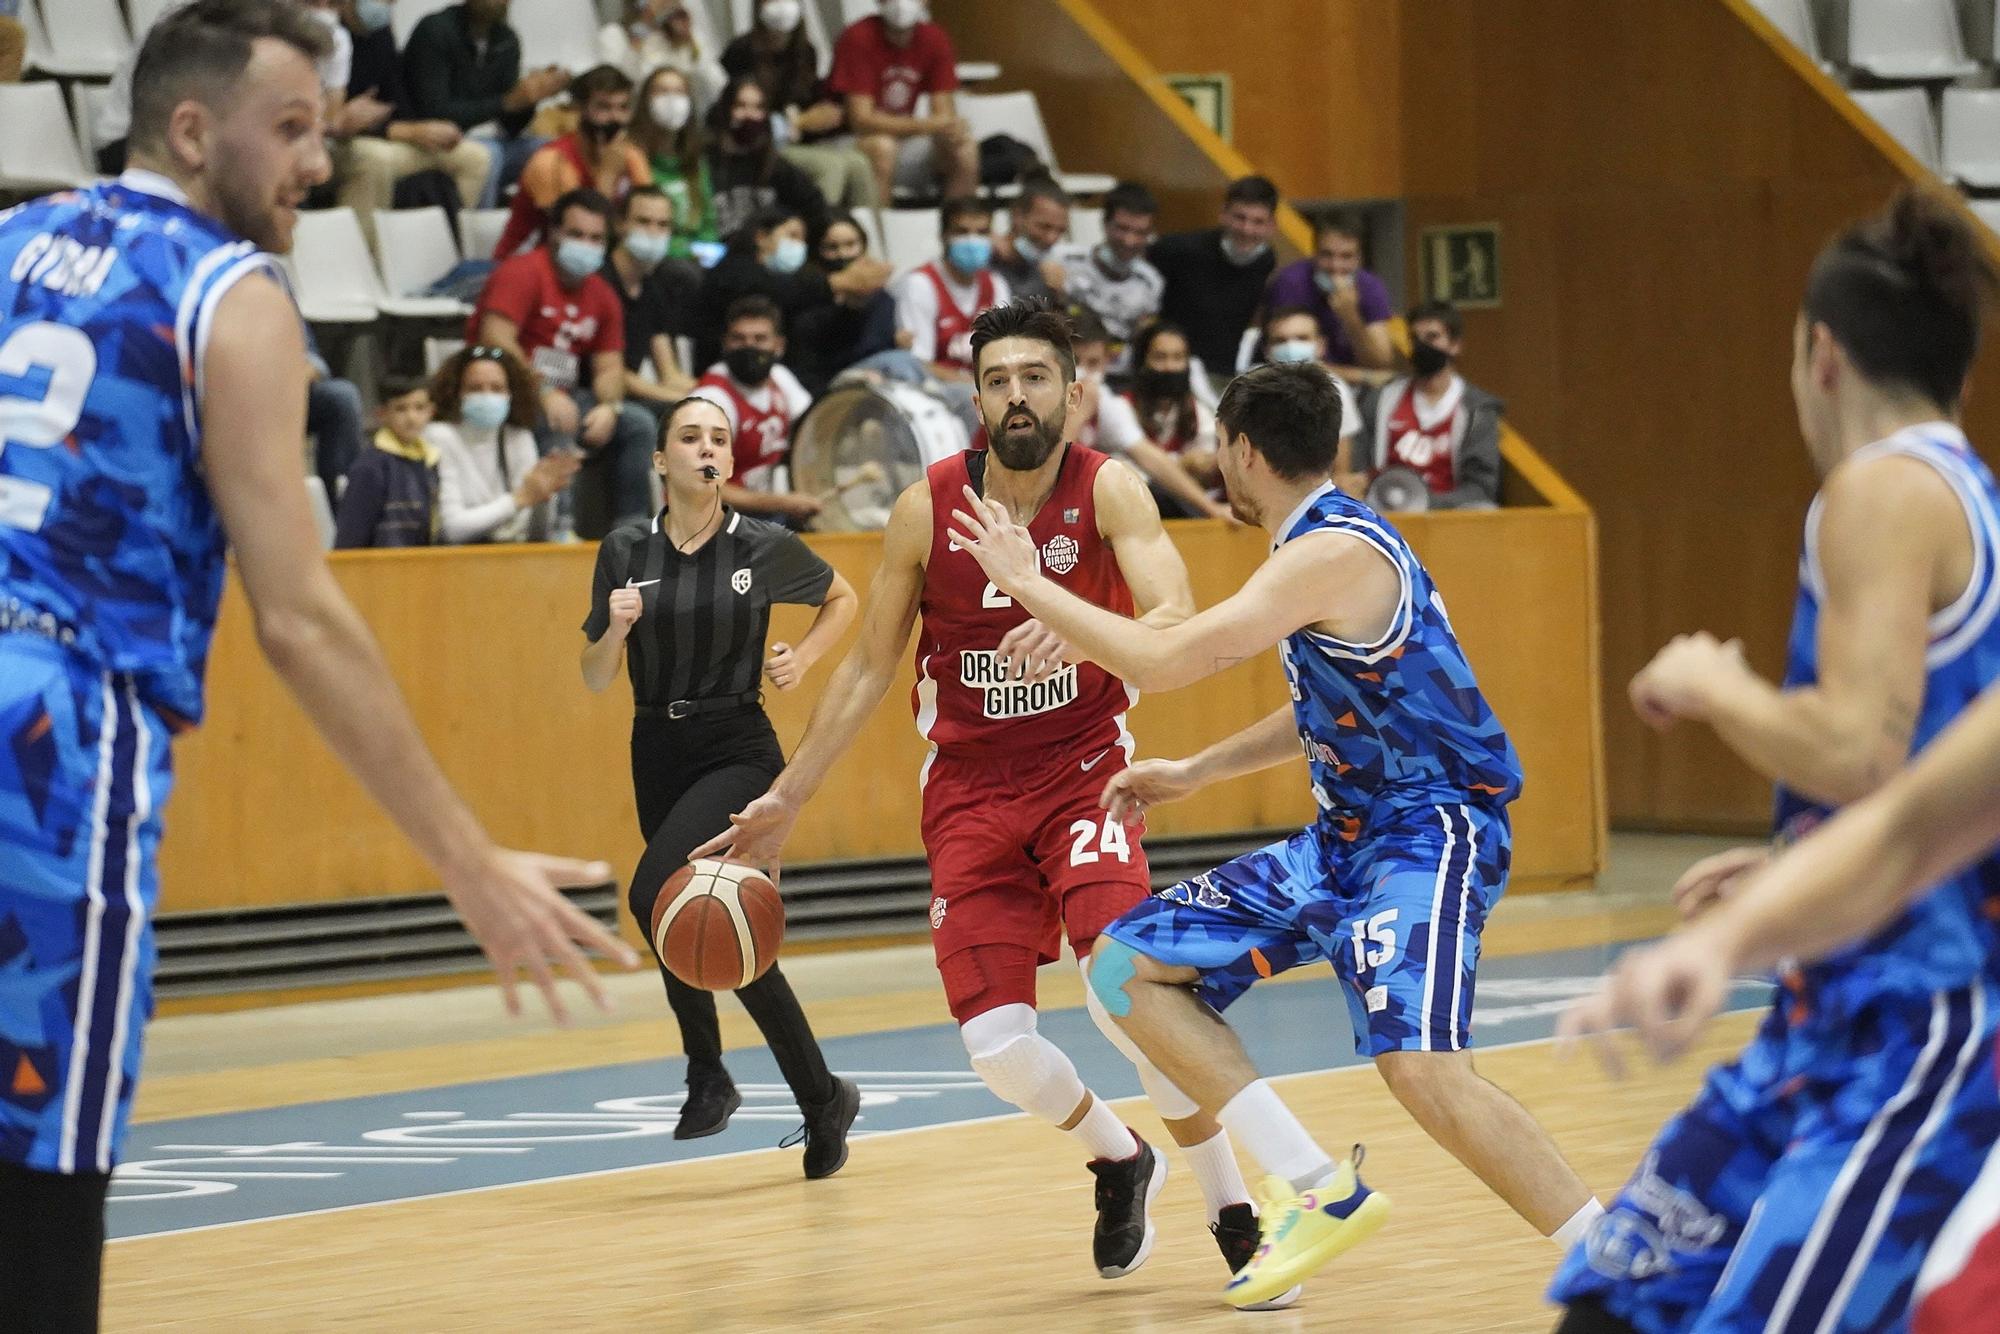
top-left (881, 0), bottom-right (925, 28)
top-left (760, 0), bottom-right (803, 32)
top-left (650, 92), bottom-right (692, 131)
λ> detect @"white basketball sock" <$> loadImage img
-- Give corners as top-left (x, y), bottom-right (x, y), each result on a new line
top-left (1219, 1079), bottom-right (1335, 1193)
top-left (1550, 1197), bottom-right (1606, 1248)
top-left (1069, 1093), bottom-right (1140, 1162)
top-left (1181, 1129), bottom-right (1251, 1223)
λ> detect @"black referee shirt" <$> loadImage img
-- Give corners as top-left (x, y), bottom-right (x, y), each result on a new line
top-left (584, 508), bottom-right (836, 708)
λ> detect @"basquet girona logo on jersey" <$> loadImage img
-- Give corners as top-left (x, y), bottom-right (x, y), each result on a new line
top-left (1040, 534), bottom-right (1080, 575)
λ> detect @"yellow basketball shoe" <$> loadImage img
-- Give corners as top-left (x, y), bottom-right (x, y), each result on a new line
top-left (1223, 1149), bottom-right (1391, 1310)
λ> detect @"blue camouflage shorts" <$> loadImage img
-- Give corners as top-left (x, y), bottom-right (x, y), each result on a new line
top-left (1100, 801), bottom-right (1510, 1057)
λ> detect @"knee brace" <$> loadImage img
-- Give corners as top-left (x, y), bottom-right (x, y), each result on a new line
top-left (960, 1002), bottom-right (1087, 1124)
top-left (1080, 958), bottom-right (1200, 1121)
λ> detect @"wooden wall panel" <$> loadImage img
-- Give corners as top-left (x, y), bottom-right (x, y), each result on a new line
top-left (1076, 0), bottom-right (1403, 203)
top-left (1396, 0), bottom-right (1997, 828)
top-left (158, 510), bottom-right (1600, 916)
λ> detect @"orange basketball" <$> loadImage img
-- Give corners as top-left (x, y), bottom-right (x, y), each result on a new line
top-left (651, 858), bottom-right (784, 991)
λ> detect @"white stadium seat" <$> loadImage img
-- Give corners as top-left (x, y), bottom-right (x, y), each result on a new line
top-left (957, 91), bottom-right (1116, 197)
top-left (1847, 0), bottom-right (1978, 80)
top-left (1851, 87), bottom-right (1941, 173)
top-left (878, 207), bottom-right (940, 270)
top-left (67, 83), bottom-right (112, 175)
top-left (1747, 0), bottom-right (1827, 67)
top-left (509, 0), bottom-right (601, 74)
top-left (0, 83), bottom-right (91, 192)
top-left (1068, 206), bottom-right (1104, 251)
top-left (126, 0), bottom-right (182, 38)
top-left (300, 208), bottom-right (467, 321)
top-left (30, 0), bottom-right (129, 80)
top-left (1943, 87), bottom-right (2000, 188)
top-left (457, 208), bottom-right (511, 262)
top-left (372, 208), bottom-right (471, 314)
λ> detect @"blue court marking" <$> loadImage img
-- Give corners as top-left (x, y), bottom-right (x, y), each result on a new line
top-left (108, 943), bottom-right (1771, 1241)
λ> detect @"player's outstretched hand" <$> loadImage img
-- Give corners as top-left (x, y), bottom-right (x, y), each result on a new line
top-left (441, 846), bottom-right (640, 1027)
top-left (996, 618), bottom-right (1074, 684)
top-left (949, 485), bottom-right (1041, 597)
top-left (1670, 845), bottom-right (1769, 921)
top-left (690, 790), bottom-right (800, 872)
top-left (1557, 931), bottom-right (1734, 1078)
top-left (1101, 757), bottom-right (1199, 824)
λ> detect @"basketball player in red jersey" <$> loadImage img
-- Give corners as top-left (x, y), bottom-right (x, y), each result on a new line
top-left (698, 300), bottom-right (1291, 1299)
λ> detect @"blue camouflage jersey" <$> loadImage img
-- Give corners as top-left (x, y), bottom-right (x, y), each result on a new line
top-left (1775, 421), bottom-right (2000, 1006)
top-left (1274, 481), bottom-right (1523, 829)
top-left (0, 171), bottom-right (275, 725)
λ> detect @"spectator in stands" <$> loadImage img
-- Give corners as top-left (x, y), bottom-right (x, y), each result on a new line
top-left (990, 176), bottom-right (1071, 307)
top-left (1358, 301), bottom-right (1501, 510)
top-left (332, 0), bottom-right (492, 247)
top-left (692, 296), bottom-right (821, 524)
top-left (630, 66), bottom-right (717, 259)
top-left (789, 211), bottom-right (905, 394)
top-left (1095, 322), bottom-right (1231, 521)
top-left (691, 205), bottom-right (821, 369)
top-left (829, 0), bottom-right (976, 206)
top-left (1267, 215), bottom-right (1396, 382)
top-left (306, 358), bottom-right (366, 506)
top-left (471, 188), bottom-right (656, 538)
top-left (723, 1), bottom-right (876, 212)
top-left (335, 378), bottom-right (442, 549)
top-left (404, 0), bottom-right (571, 207)
top-left (1066, 309), bottom-right (1110, 451)
top-left (605, 186), bottom-right (700, 421)
top-left (895, 196), bottom-right (1009, 382)
top-left (1260, 305), bottom-right (1370, 497)
top-left (1149, 174), bottom-right (1280, 383)
top-left (495, 65), bottom-right (651, 258)
top-left (428, 345), bottom-right (579, 543)
top-left (1054, 180), bottom-right (1164, 362)
top-left (600, 0), bottom-right (725, 109)
top-left (705, 75), bottom-right (831, 245)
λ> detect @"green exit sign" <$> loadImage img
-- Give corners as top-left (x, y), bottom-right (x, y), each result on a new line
top-left (1420, 224), bottom-right (1501, 309)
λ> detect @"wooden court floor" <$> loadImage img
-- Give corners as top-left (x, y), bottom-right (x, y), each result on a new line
top-left (99, 858), bottom-right (1753, 1333)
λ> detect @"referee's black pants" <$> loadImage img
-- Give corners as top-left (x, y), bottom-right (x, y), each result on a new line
top-left (629, 709), bottom-right (835, 1109)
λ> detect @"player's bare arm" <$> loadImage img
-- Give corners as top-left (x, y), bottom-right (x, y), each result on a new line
top-left (1567, 673), bottom-right (2000, 1065)
top-left (1629, 455), bottom-right (1962, 806)
top-left (693, 480), bottom-right (931, 868)
top-left (1101, 705), bottom-right (1301, 823)
top-left (954, 489), bottom-right (1399, 692)
top-left (994, 458), bottom-right (1196, 682)
top-left (204, 275), bottom-right (637, 1022)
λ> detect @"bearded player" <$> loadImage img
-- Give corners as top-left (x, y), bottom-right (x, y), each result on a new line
top-left (699, 299), bottom-right (1289, 1299)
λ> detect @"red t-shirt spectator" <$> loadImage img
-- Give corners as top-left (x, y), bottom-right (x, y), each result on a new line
top-left (470, 249), bottom-right (626, 393)
top-left (827, 16), bottom-right (958, 117)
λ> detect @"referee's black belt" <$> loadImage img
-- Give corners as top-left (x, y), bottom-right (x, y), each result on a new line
top-left (635, 691), bottom-right (764, 720)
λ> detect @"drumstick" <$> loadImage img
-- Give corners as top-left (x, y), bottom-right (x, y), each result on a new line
top-left (812, 460), bottom-right (887, 503)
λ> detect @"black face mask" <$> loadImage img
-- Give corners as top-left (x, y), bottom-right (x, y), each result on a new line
top-left (724, 345), bottom-right (776, 385)
top-left (582, 118), bottom-right (625, 143)
top-left (1410, 339), bottom-right (1453, 377)
top-left (1136, 368), bottom-right (1191, 401)
top-left (821, 253), bottom-right (855, 274)
top-left (729, 118), bottom-right (771, 152)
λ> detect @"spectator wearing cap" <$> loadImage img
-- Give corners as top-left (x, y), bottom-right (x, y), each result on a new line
top-left (1148, 175), bottom-right (1280, 385)
top-left (1266, 215), bottom-right (1397, 384)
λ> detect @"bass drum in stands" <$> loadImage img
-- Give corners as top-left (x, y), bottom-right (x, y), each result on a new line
top-left (788, 380), bottom-right (970, 531)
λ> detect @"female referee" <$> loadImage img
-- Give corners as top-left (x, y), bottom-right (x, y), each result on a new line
top-left (581, 396), bottom-right (860, 1177)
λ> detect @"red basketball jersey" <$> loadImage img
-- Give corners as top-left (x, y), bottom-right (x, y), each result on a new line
top-left (913, 445), bottom-right (1136, 755)
top-left (696, 370), bottom-right (797, 489)
top-left (916, 262), bottom-right (997, 371)
top-left (1381, 386), bottom-right (1460, 494)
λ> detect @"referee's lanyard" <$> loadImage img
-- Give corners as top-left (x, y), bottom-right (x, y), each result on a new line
top-left (632, 520), bottom-right (672, 707)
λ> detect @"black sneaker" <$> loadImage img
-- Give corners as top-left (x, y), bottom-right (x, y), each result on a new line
top-left (1212, 1202), bottom-right (1302, 1310)
top-left (674, 1082), bottom-right (741, 1140)
top-left (780, 1075), bottom-right (860, 1180)
top-left (1087, 1134), bottom-right (1165, 1278)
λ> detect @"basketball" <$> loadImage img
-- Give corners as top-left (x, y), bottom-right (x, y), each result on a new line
top-left (651, 858), bottom-right (784, 991)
